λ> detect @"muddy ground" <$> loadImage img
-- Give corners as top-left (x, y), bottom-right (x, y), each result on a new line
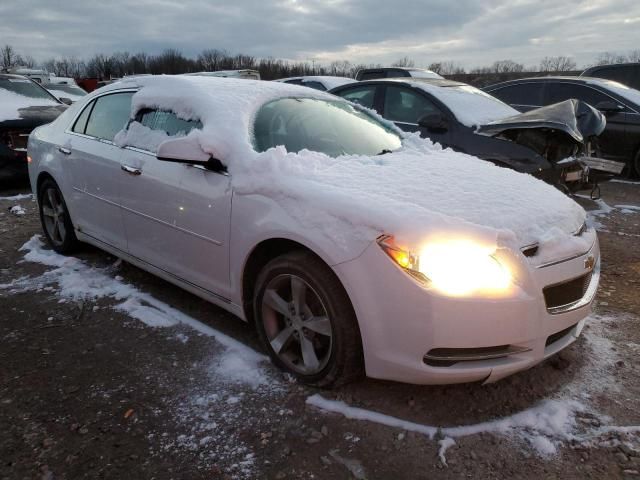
top-left (1, 180), bottom-right (639, 480)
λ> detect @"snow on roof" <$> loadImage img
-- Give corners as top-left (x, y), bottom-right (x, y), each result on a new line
top-left (113, 75), bottom-right (586, 258)
top-left (0, 89), bottom-right (60, 121)
top-left (410, 81), bottom-right (520, 127)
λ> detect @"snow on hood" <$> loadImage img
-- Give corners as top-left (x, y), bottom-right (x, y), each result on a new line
top-left (0, 89), bottom-right (61, 122)
top-left (116, 76), bottom-right (587, 258)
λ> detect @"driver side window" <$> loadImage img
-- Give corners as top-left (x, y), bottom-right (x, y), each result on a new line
top-left (121, 109), bottom-right (203, 153)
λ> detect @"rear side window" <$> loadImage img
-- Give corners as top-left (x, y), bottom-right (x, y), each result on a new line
top-left (545, 83), bottom-right (611, 106)
top-left (136, 109), bottom-right (203, 136)
top-left (72, 100), bottom-right (94, 134)
top-left (490, 83), bottom-right (545, 107)
top-left (336, 85), bottom-right (377, 109)
top-left (383, 86), bottom-right (440, 124)
top-left (283, 79), bottom-right (303, 85)
top-left (386, 69), bottom-right (411, 78)
top-left (358, 70), bottom-right (384, 81)
top-left (588, 66), bottom-right (635, 87)
top-left (85, 92), bottom-right (134, 141)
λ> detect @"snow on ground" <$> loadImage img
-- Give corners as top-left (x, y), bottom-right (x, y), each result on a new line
top-left (0, 193), bottom-right (33, 201)
top-left (9, 205), bottom-right (26, 216)
top-left (307, 314), bottom-right (640, 465)
top-left (0, 235), bottom-right (284, 478)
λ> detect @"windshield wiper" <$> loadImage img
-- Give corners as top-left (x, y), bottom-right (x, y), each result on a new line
top-left (376, 149), bottom-right (393, 155)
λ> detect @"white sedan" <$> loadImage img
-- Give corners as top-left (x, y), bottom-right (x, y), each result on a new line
top-left (27, 76), bottom-right (600, 386)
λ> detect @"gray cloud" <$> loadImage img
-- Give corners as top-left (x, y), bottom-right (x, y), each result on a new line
top-left (0, 0), bottom-right (638, 68)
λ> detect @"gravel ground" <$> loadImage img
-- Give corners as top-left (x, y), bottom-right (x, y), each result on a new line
top-left (1, 180), bottom-right (639, 480)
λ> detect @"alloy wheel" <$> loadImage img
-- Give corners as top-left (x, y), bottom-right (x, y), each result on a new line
top-left (41, 186), bottom-right (68, 247)
top-left (261, 274), bottom-right (333, 375)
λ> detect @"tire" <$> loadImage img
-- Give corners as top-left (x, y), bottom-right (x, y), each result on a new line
top-left (253, 250), bottom-right (364, 388)
top-left (38, 178), bottom-right (79, 254)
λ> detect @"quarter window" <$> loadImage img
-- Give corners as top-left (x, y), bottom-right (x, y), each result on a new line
top-left (72, 100), bottom-right (94, 134)
top-left (85, 92), bottom-right (135, 141)
top-left (383, 86), bottom-right (440, 124)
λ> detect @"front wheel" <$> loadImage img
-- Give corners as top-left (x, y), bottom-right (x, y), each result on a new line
top-left (38, 178), bottom-right (79, 254)
top-left (253, 251), bottom-right (363, 388)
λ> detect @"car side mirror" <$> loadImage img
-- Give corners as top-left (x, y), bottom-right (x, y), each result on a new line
top-left (418, 113), bottom-right (448, 132)
top-left (594, 100), bottom-right (624, 113)
top-left (156, 136), bottom-right (227, 173)
top-left (59, 97), bottom-right (73, 105)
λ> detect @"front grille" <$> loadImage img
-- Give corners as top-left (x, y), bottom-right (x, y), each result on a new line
top-left (543, 272), bottom-right (592, 310)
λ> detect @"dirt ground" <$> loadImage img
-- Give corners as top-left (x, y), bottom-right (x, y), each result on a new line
top-left (1, 179), bottom-right (639, 480)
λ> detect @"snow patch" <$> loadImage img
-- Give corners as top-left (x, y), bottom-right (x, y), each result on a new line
top-left (0, 193), bottom-right (33, 201)
top-left (9, 205), bottom-right (25, 216)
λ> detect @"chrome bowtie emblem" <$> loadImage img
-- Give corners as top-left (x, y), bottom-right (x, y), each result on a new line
top-left (584, 255), bottom-right (595, 270)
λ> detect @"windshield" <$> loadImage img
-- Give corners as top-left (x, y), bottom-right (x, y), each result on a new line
top-left (421, 84), bottom-right (519, 127)
top-left (47, 84), bottom-right (87, 98)
top-left (253, 97), bottom-right (402, 157)
top-left (0, 77), bottom-right (58, 101)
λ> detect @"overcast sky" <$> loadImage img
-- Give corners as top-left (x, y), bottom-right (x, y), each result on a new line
top-left (1, 0), bottom-right (639, 68)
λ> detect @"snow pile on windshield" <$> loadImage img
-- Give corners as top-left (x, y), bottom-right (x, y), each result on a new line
top-left (415, 83), bottom-right (520, 127)
top-left (113, 76), bottom-right (586, 258)
top-left (0, 89), bottom-right (60, 121)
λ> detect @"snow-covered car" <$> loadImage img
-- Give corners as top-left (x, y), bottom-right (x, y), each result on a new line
top-left (28, 76), bottom-right (600, 387)
top-left (331, 78), bottom-right (611, 192)
top-left (1, 74), bottom-right (66, 181)
top-left (185, 70), bottom-right (261, 80)
top-left (355, 67), bottom-right (443, 81)
top-left (275, 75), bottom-right (356, 91)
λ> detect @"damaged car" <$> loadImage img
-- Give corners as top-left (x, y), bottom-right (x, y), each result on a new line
top-left (1, 74), bottom-right (66, 182)
top-left (331, 78), bottom-right (610, 193)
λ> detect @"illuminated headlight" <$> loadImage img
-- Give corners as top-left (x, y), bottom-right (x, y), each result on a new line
top-left (378, 235), bottom-right (513, 297)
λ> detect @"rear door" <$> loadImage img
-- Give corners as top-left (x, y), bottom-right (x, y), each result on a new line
top-left (117, 109), bottom-right (233, 298)
top-left (65, 90), bottom-right (134, 251)
top-left (544, 82), bottom-right (631, 162)
top-left (335, 84), bottom-right (381, 114)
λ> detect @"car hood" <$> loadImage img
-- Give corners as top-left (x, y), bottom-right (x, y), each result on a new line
top-left (475, 99), bottom-right (606, 144)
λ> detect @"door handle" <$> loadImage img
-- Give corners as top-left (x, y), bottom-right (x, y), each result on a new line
top-left (58, 146), bottom-right (71, 155)
top-left (121, 164), bottom-right (142, 175)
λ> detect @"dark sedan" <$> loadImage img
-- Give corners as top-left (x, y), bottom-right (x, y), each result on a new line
top-left (485, 76), bottom-right (640, 177)
top-left (0, 74), bottom-right (67, 183)
top-left (331, 78), bottom-right (606, 191)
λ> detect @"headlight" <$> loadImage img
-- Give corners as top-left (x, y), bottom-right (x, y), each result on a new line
top-left (378, 235), bottom-right (513, 297)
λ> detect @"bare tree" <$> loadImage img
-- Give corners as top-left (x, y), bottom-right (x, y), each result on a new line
top-left (627, 50), bottom-right (640, 63)
top-left (594, 51), bottom-right (628, 66)
top-left (391, 56), bottom-right (415, 68)
top-left (1, 44), bottom-right (17, 69)
top-left (428, 61), bottom-right (465, 75)
top-left (539, 56), bottom-right (577, 72)
top-left (491, 59), bottom-right (524, 73)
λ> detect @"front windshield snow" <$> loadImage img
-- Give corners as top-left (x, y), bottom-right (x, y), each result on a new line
top-left (253, 97), bottom-right (402, 157)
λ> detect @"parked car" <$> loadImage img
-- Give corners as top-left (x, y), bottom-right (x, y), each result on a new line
top-left (185, 69), bottom-right (261, 80)
top-left (45, 80), bottom-right (88, 104)
top-left (1, 74), bottom-right (66, 182)
top-left (581, 63), bottom-right (640, 91)
top-left (28, 76), bottom-right (599, 387)
top-left (485, 76), bottom-right (640, 177)
top-left (355, 67), bottom-right (443, 81)
top-left (275, 75), bottom-right (355, 91)
top-left (331, 78), bottom-right (608, 191)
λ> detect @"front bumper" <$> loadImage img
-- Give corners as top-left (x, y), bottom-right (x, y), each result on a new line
top-left (334, 233), bottom-right (600, 385)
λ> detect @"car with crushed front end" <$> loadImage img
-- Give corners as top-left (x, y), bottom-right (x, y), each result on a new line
top-left (28, 76), bottom-right (600, 387)
top-left (1, 74), bottom-right (66, 183)
top-left (331, 78), bottom-right (611, 192)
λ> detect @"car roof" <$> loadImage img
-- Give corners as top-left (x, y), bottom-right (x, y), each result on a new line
top-left (582, 62), bottom-right (640, 74)
top-left (338, 77), bottom-right (467, 89)
top-left (485, 76), bottom-right (623, 90)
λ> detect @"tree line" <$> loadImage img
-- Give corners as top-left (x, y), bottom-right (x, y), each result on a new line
top-left (2, 44), bottom-right (639, 80)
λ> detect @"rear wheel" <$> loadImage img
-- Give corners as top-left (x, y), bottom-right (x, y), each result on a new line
top-left (38, 178), bottom-right (79, 254)
top-left (253, 251), bottom-right (363, 388)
